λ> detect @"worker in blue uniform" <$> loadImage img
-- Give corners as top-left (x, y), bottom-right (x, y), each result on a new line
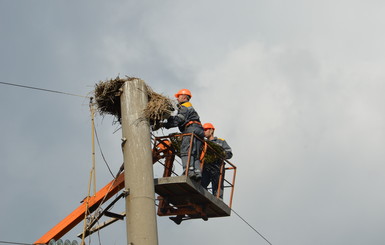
top-left (163, 89), bottom-right (204, 180)
top-left (201, 123), bottom-right (233, 198)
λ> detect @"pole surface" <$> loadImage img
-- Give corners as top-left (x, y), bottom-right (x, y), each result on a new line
top-left (120, 79), bottom-right (158, 245)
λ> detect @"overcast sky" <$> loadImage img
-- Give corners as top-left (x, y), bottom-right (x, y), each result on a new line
top-left (1, 1), bottom-right (385, 245)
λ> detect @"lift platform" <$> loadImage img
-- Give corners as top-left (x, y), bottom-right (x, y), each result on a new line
top-left (155, 175), bottom-right (231, 224)
top-left (152, 134), bottom-right (236, 224)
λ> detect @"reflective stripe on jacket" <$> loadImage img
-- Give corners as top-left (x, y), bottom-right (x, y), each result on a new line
top-left (211, 137), bottom-right (233, 160)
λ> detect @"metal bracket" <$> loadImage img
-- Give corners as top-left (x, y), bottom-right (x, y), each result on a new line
top-left (104, 211), bottom-right (125, 220)
top-left (123, 188), bottom-right (130, 197)
top-left (121, 137), bottom-right (127, 148)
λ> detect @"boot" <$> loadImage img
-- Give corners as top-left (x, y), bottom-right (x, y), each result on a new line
top-left (193, 159), bottom-right (202, 180)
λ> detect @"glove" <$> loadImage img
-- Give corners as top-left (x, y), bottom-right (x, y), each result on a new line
top-left (152, 122), bottom-right (164, 131)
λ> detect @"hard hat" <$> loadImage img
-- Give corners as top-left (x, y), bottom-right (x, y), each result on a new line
top-left (174, 89), bottom-right (192, 98)
top-left (203, 123), bottom-right (215, 130)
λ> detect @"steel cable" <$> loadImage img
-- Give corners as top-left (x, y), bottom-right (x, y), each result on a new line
top-left (231, 209), bottom-right (273, 245)
top-left (0, 81), bottom-right (89, 98)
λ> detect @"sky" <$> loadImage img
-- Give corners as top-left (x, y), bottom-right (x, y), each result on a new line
top-left (1, 1), bottom-right (385, 244)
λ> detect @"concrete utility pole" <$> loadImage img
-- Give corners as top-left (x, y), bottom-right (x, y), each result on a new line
top-left (120, 79), bottom-right (159, 245)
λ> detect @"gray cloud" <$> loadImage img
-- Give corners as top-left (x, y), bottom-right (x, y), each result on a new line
top-left (1, 1), bottom-right (385, 245)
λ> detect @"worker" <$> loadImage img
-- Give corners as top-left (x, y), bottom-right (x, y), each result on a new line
top-left (201, 123), bottom-right (233, 198)
top-left (162, 89), bottom-right (204, 180)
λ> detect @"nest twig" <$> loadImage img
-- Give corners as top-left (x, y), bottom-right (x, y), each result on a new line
top-left (142, 86), bottom-right (174, 126)
top-left (94, 76), bottom-right (129, 121)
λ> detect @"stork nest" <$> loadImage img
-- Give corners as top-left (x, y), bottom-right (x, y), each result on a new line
top-left (94, 76), bottom-right (127, 120)
top-left (94, 76), bottom-right (174, 125)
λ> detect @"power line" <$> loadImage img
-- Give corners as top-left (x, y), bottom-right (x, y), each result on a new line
top-left (231, 209), bottom-right (273, 245)
top-left (0, 240), bottom-right (33, 245)
top-left (0, 81), bottom-right (90, 98)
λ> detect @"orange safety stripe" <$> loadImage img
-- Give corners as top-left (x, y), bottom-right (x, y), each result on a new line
top-left (184, 121), bottom-right (202, 128)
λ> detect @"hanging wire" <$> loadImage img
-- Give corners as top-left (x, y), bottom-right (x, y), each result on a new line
top-left (231, 209), bottom-right (273, 245)
top-left (94, 125), bottom-right (115, 179)
top-left (0, 81), bottom-right (89, 98)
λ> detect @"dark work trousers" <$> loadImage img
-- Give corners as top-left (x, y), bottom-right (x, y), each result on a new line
top-left (180, 124), bottom-right (204, 174)
top-left (201, 162), bottom-right (225, 198)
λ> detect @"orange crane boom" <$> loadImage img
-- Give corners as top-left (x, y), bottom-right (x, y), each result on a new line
top-left (34, 173), bottom-right (125, 244)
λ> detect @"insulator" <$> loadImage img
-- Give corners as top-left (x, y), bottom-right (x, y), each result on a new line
top-left (71, 240), bottom-right (79, 245)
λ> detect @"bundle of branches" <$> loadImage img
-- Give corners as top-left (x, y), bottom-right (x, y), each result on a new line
top-left (203, 140), bottom-right (226, 165)
top-left (142, 87), bottom-right (174, 127)
top-left (94, 76), bottom-right (174, 125)
top-left (169, 133), bottom-right (183, 157)
top-left (168, 134), bottom-right (226, 164)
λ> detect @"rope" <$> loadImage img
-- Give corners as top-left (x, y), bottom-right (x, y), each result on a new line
top-left (90, 99), bottom-right (97, 196)
top-left (80, 99), bottom-right (98, 245)
top-left (80, 166), bottom-right (122, 242)
top-left (0, 81), bottom-right (89, 98)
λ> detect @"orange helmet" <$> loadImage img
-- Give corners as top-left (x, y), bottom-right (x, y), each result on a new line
top-left (203, 123), bottom-right (215, 130)
top-left (174, 89), bottom-right (192, 98)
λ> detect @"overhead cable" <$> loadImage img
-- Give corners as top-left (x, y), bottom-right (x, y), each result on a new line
top-left (0, 240), bottom-right (33, 245)
top-left (0, 81), bottom-right (90, 98)
top-left (231, 209), bottom-right (273, 245)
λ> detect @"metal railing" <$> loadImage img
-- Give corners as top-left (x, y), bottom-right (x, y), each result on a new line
top-left (152, 133), bottom-right (237, 208)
